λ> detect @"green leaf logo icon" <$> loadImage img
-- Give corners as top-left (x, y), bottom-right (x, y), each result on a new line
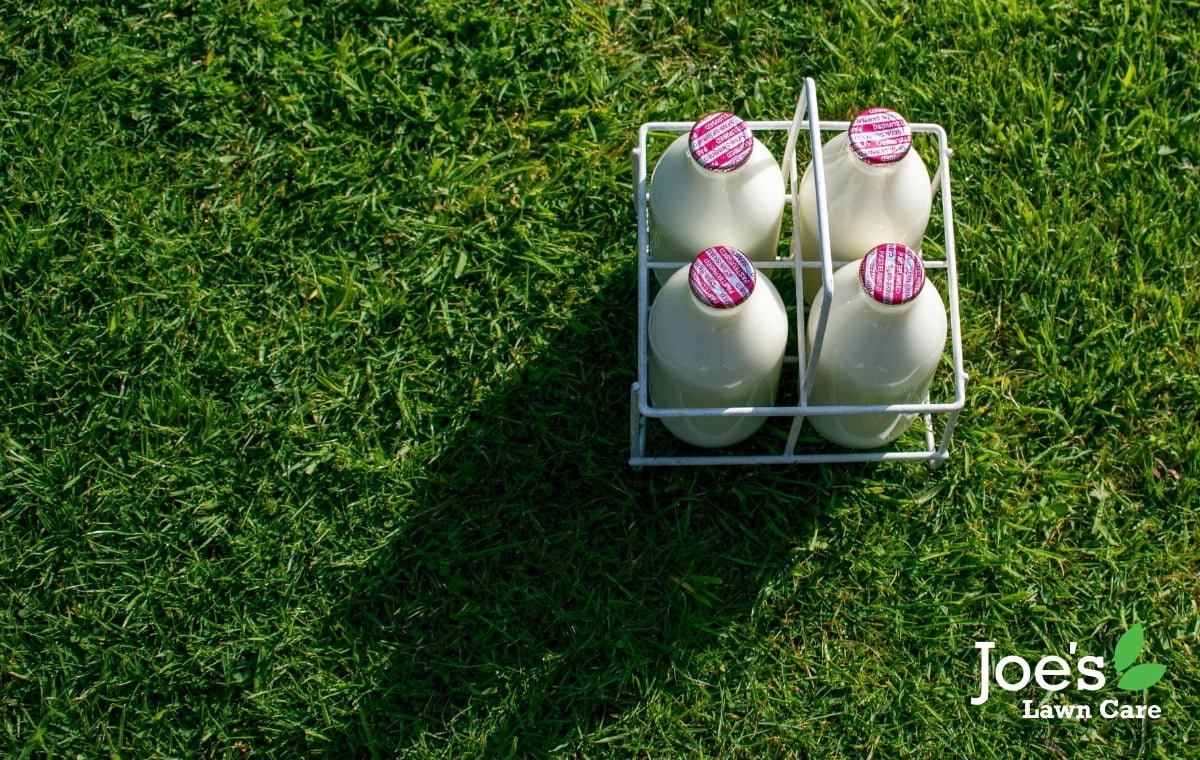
top-left (1113, 624), bottom-right (1145, 672)
top-left (1118, 663), bottom-right (1167, 691)
top-left (1113, 623), bottom-right (1166, 691)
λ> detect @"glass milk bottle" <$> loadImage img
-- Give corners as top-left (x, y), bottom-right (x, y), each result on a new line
top-left (648, 245), bottom-right (788, 448)
top-left (797, 107), bottom-right (932, 303)
top-left (648, 112), bottom-right (785, 284)
top-left (806, 243), bottom-right (946, 449)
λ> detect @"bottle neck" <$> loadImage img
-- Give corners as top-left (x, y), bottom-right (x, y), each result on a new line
top-left (854, 281), bottom-right (920, 316)
top-left (842, 139), bottom-right (905, 176)
top-left (689, 289), bottom-right (746, 318)
top-left (687, 147), bottom-right (745, 181)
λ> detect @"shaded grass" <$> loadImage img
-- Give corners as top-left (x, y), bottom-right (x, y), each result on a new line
top-left (2, 0), bottom-right (1199, 758)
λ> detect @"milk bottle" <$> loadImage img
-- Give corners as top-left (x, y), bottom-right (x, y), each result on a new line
top-left (797, 108), bottom-right (932, 303)
top-left (648, 245), bottom-right (788, 448)
top-left (805, 243), bottom-right (946, 449)
top-left (648, 112), bottom-right (785, 284)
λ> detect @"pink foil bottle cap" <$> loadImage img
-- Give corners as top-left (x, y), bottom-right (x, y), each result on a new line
top-left (849, 108), bottom-right (913, 165)
top-left (688, 112), bottom-right (754, 172)
top-left (859, 243), bottom-right (925, 305)
top-left (689, 246), bottom-right (757, 309)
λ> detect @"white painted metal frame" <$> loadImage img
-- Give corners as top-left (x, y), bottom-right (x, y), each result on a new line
top-left (629, 78), bottom-right (968, 469)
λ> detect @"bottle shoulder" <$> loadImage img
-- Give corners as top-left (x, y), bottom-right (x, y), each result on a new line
top-left (650, 136), bottom-right (783, 194)
top-left (802, 131), bottom-right (931, 188)
top-left (811, 261), bottom-right (944, 332)
top-left (649, 272), bottom-right (788, 364)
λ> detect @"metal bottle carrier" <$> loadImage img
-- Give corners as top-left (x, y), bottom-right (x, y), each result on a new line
top-left (629, 78), bottom-right (968, 469)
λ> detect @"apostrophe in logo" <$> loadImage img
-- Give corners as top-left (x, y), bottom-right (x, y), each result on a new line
top-left (1113, 623), bottom-right (1167, 691)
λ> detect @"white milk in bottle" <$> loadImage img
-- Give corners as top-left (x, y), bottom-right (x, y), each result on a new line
top-left (806, 243), bottom-right (946, 449)
top-left (648, 112), bottom-right (785, 284)
top-left (648, 245), bottom-right (788, 448)
top-left (797, 108), bottom-right (932, 303)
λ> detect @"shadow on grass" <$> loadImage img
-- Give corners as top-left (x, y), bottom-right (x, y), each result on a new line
top-left (319, 262), bottom-right (879, 757)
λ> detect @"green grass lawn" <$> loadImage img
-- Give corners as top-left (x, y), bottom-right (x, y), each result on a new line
top-left (2, 1), bottom-right (1198, 758)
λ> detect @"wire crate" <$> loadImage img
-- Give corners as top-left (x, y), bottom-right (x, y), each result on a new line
top-left (629, 78), bottom-right (968, 469)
